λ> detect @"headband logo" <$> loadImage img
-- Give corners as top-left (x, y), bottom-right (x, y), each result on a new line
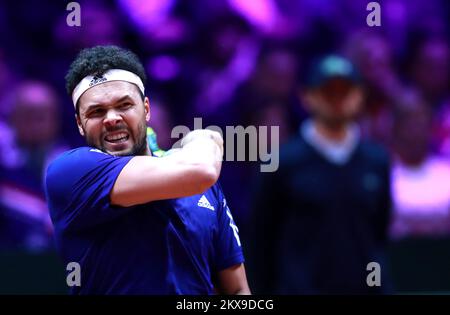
top-left (89, 75), bottom-right (107, 87)
top-left (72, 69), bottom-right (145, 107)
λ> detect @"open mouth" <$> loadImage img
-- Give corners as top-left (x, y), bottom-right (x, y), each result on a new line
top-left (104, 132), bottom-right (130, 144)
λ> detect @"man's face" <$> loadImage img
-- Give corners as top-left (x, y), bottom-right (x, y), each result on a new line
top-left (394, 103), bottom-right (431, 164)
top-left (304, 78), bottom-right (363, 127)
top-left (11, 83), bottom-right (59, 147)
top-left (76, 81), bottom-right (150, 156)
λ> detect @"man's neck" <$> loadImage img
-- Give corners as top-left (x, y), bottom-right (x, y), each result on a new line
top-left (301, 119), bottom-right (360, 165)
top-left (314, 120), bottom-right (349, 142)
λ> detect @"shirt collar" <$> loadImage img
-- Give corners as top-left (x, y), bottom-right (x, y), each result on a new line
top-left (300, 119), bottom-right (360, 165)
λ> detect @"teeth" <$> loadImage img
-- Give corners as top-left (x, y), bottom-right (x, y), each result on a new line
top-left (106, 132), bottom-right (128, 141)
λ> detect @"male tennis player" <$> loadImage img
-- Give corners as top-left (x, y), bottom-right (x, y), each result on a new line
top-left (45, 45), bottom-right (250, 294)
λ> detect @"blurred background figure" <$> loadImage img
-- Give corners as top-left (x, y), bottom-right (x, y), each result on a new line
top-left (225, 47), bottom-right (302, 226)
top-left (0, 81), bottom-right (69, 251)
top-left (390, 89), bottom-right (450, 239)
top-left (388, 89), bottom-right (450, 291)
top-left (411, 37), bottom-right (450, 156)
top-left (344, 29), bottom-right (402, 147)
top-left (248, 55), bottom-right (392, 294)
top-left (146, 96), bottom-right (176, 150)
top-left (192, 14), bottom-right (260, 124)
top-left (409, 37), bottom-right (449, 110)
top-left (236, 46), bottom-right (303, 130)
top-left (0, 50), bottom-right (18, 120)
top-left (54, 1), bottom-right (124, 53)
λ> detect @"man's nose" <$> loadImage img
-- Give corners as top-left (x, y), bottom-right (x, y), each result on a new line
top-left (103, 109), bottom-right (123, 127)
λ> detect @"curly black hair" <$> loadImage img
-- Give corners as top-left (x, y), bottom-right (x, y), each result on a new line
top-left (65, 45), bottom-right (147, 114)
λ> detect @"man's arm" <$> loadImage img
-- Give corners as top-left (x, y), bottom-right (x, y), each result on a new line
top-left (111, 129), bottom-right (223, 207)
top-left (216, 263), bottom-right (251, 295)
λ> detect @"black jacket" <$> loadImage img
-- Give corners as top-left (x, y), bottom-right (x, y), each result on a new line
top-left (248, 133), bottom-right (392, 294)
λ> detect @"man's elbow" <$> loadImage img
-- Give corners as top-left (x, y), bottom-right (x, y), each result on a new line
top-left (233, 287), bottom-right (252, 295)
top-left (193, 164), bottom-right (220, 193)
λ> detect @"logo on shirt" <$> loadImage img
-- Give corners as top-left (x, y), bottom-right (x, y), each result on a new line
top-left (363, 173), bottom-right (380, 191)
top-left (197, 195), bottom-right (214, 211)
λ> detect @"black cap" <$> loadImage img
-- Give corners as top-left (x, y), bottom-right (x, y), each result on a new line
top-left (306, 54), bottom-right (360, 88)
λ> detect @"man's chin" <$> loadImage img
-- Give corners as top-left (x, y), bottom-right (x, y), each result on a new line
top-left (104, 147), bottom-right (135, 157)
top-left (102, 142), bottom-right (134, 156)
top-left (106, 150), bottom-right (132, 157)
top-left (322, 115), bottom-right (354, 127)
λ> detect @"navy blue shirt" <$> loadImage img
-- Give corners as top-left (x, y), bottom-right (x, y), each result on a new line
top-left (45, 147), bottom-right (244, 294)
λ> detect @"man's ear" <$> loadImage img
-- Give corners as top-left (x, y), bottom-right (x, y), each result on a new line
top-left (144, 97), bottom-right (150, 122)
top-left (75, 114), bottom-right (85, 137)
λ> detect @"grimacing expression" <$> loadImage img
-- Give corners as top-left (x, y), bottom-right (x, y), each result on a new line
top-left (76, 81), bottom-right (150, 156)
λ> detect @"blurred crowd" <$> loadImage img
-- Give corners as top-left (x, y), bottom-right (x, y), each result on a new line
top-left (0, 0), bottom-right (450, 292)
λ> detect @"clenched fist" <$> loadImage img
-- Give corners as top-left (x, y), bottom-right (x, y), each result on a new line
top-left (181, 129), bottom-right (224, 157)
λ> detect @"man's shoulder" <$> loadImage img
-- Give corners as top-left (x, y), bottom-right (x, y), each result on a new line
top-left (46, 147), bottom-right (117, 184)
top-left (48, 147), bottom-right (110, 169)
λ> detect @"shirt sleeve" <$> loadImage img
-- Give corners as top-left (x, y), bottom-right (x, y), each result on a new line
top-left (212, 183), bottom-right (245, 271)
top-left (45, 147), bottom-right (133, 232)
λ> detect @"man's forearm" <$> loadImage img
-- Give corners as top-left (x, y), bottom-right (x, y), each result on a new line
top-left (177, 138), bottom-right (222, 177)
top-left (111, 130), bottom-right (224, 207)
top-left (165, 130), bottom-right (223, 181)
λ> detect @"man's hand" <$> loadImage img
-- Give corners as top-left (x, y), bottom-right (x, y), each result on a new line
top-left (181, 129), bottom-right (224, 159)
top-left (169, 129), bottom-right (223, 182)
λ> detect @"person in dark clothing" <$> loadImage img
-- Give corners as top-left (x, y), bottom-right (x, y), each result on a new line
top-left (248, 55), bottom-right (392, 294)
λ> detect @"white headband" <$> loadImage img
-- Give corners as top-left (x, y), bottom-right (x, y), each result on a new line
top-left (72, 69), bottom-right (145, 108)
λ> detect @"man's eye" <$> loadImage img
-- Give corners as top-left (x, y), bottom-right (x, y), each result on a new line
top-left (119, 103), bottom-right (133, 110)
top-left (88, 109), bottom-right (104, 117)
